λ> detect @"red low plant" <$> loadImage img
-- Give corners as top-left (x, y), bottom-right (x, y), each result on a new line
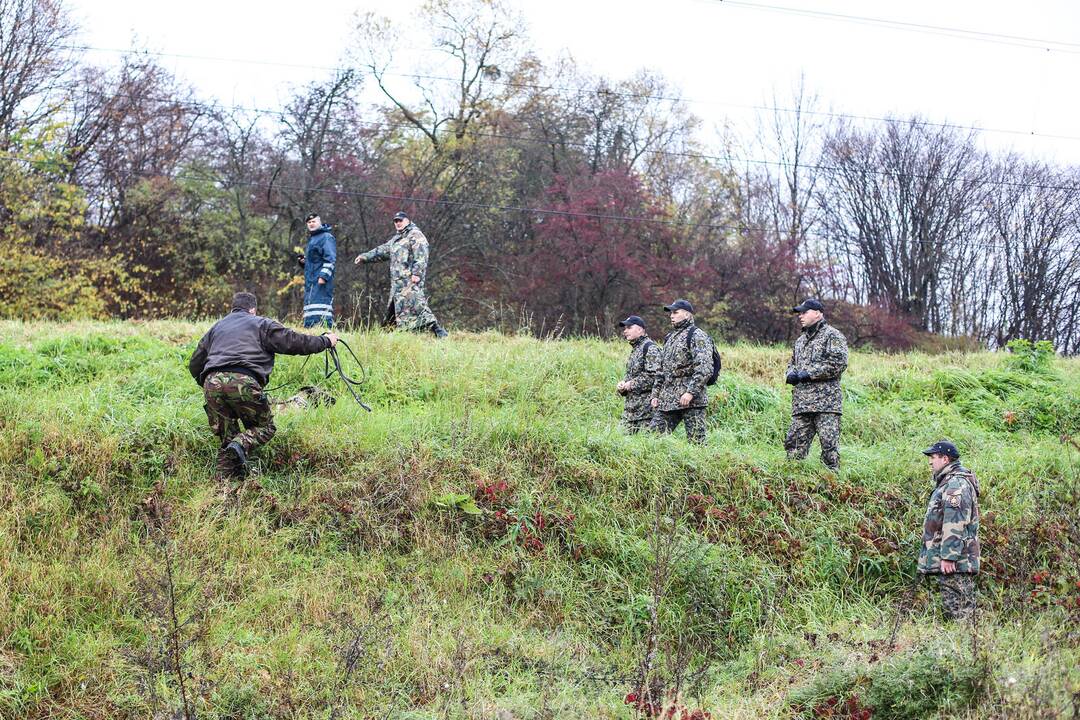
top-left (624, 690), bottom-right (712, 719)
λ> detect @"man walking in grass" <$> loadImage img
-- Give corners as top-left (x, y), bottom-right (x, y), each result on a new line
top-left (649, 299), bottom-right (716, 444)
top-left (188, 292), bottom-right (338, 480)
top-left (616, 314), bottom-right (661, 433)
top-left (784, 298), bottom-right (849, 471)
top-left (918, 440), bottom-right (981, 621)
top-left (354, 210), bottom-right (448, 338)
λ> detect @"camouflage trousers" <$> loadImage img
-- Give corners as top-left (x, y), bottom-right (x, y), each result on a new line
top-left (937, 573), bottom-right (977, 621)
top-left (622, 413), bottom-right (656, 434)
top-left (785, 412), bottom-right (841, 470)
top-left (203, 372), bottom-right (276, 475)
top-left (383, 285), bottom-right (438, 332)
top-left (650, 408), bottom-right (707, 444)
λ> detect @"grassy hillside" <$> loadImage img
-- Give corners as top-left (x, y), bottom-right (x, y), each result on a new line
top-left (1, 321), bottom-right (1078, 719)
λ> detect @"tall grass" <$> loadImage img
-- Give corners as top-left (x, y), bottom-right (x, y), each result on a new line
top-left (0, 320), bottom-right (1077, 719)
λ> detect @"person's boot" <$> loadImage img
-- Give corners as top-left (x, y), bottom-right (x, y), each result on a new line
top-left (432, 324), bottom-right (448, 339)
top-left (225, 441), bottom-right (249, 479)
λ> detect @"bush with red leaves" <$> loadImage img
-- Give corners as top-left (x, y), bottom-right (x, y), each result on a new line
top-left (474, 480), bottom-right (578, 557)
top-left (810, 694), bottom-right (874, 719)
top-left (624, 689), bottom-right (712, 719)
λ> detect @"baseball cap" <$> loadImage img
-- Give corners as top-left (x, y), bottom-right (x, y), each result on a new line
top-left (922, 440), bottom-right (960, 460)
top-left (663, 299), bottom-right (694, 313)
top-left (792, 298), bottom-right (825, 313)
top-left (618, 315), bottom-right (646, 329)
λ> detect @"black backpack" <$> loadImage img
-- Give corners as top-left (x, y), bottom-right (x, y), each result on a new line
top-left (686, 327), bottom-right (721, 385)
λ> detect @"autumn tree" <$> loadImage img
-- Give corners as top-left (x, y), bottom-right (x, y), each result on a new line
top-left (511, 166), bottom-right (683, 334)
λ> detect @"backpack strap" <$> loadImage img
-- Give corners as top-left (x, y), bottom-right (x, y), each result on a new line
top-left (639, 339), bottom-right (655, 373)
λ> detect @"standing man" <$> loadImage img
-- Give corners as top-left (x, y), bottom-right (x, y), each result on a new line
top-left (188, 292), bottom-right (338, 480)
top-left (300, 212), bottom-right (337, 328)
top-left (650, 299), bottom-right (715, 444)
top-left (354, 211), bottom-right (447, 338)
top-left (616, 315), bottom-right (661, 433)
top-left (784, 298), bottom-right (848, 471)
top-left (918, 441), bottom-right (981, 621)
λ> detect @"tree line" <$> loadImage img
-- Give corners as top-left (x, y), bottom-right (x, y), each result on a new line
top-left (3, 0), bottom-right (1078, 353)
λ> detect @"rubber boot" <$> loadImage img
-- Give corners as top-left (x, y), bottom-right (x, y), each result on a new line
top-left (225, 441), bottom-right (249, 479)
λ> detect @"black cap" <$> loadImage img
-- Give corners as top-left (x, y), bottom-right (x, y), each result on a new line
top-left (922, 441), bottom-right (960, 460)
top-left (393, 211), bottom-right (409, 220)
top-left (304, 212), bottom-right (320, 222)
top-left (618, 315), bottom-right (646, 329)
top-left (792, 298), bottom-right (825, 313)
top-left (663, 299), bottom-right (694, 313)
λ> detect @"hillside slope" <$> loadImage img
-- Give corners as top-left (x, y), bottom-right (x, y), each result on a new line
top-left (1, 321), bottom-right (1078, 719)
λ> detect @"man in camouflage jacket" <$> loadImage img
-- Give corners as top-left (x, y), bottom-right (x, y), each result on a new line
top-left (616, 315), bottom-right (661, 433)
top-left (354, 211), bottom-right (447, 337)
top-left (784, 298), bottom-right (849, 471)
top-left (188, 292), bottom-right (338, 479)
top-left (649, 299), bottom-right (715, 444)
top-left (918, 440), bottom-right (981, 620)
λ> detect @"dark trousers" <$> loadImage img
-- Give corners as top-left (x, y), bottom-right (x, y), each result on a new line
top-left (650, 407), bottom-right (707, 444)
top-left (784, 412), bottom-right (841, 470)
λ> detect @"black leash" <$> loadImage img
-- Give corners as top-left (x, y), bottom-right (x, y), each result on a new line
top-left (322, 337), bottom-right (372, 412)
top-left (265, 335), bottom-right (371, 412)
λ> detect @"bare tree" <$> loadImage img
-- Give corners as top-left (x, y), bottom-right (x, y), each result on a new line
top-left (985, 157), bottom-right (1080, 352)
top-left (63, 56), bottom-right (207, 229)
top-left (349, 0), bottom-right (524, 153)
top-left (0, 0), bottom-right (77, 143)
top-left (819, 117), bottom-right (989, 331)
top-left (757, 74), bottom-right (825, 254)
top-left (267, 69), bottom-right (361, 223)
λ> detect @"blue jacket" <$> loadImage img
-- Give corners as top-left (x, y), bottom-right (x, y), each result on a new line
top-left (304, 225), bottom-right (337, 287)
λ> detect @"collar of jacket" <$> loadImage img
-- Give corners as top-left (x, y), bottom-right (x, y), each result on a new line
top-left (803, 319), bottom-right (826, 337)
top-left (395, 223), bottom-right (415, 238)
top-left (630, 334), bottom-right (651, 347)
top-left (308, 224), bottom-right (331, 237)
top-left (671, 318), bottom-right (693, 332)
top-left (932, 459), bottom-right (963, 487)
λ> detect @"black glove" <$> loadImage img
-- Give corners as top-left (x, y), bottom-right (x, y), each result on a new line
top-left (785, 371), bottom-right (799, 385)
top-left (296, 254), bottom-right (306, 267)
top-left (797, 370), bottom-right (811, 383)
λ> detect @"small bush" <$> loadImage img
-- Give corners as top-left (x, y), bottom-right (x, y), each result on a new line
top-left (789, 640), bottom-right (985, 720)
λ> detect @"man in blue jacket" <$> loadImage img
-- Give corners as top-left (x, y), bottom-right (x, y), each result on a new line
top-left (299, 212), bottom-right (337, 327)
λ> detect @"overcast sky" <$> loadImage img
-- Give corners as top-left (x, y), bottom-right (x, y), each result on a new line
top-left (67, 0), bottom-right (1080, 163)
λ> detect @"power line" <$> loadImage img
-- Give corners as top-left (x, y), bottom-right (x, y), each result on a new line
top-left (708, 0), bottom-right (1080, 53)
top-left (32, 88), bottom-right (1080, 195)
top-left (63, 43), bottom-right (1080, 144)
top-left (0, 150), bottom-right (1049, 251)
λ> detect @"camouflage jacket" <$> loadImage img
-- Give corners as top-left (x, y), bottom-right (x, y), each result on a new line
top-left (652, 320), bottom-right (713, 411)
top-left (918, 461), bottom-right (981, 574)
top-left (620, 335), bottom-right (661, 419)
top-left (355, 223), bottom-right (430, 299)
top-left (786, 320), bottom-right (848, 415)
